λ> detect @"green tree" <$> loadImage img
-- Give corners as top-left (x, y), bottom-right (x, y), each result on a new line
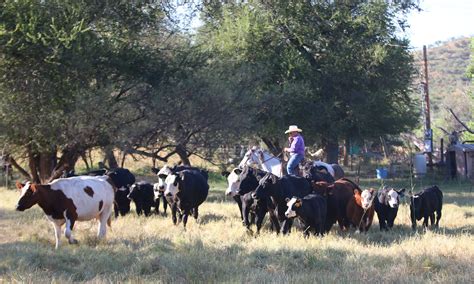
top-left (0, 0), bottom-right (167, 181)
top-left (199, 0), bottom-right (420, 162)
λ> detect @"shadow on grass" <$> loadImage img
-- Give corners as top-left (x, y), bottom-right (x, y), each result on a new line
top-left (198, 212), bottom-right (227, 225)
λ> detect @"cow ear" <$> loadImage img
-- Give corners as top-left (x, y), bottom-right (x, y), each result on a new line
top-left (235, 168), bottom-right (242, 175)
top-left (151, 167), bottom-right (160, 174)
top-left (295, 199), bottom-right (302, 208)
top-left (398, 188), bottom-right (406, 195)
top-left (221, 171), bottom-right (230, 178)
top-left (15, 181), bottom-right (24, 190)
top-left (30, 184), bottom-right (38, 192)
top-left (353, 189), bottom-right (359, 195)
top-left (285, 197), bottom-right (290, 203)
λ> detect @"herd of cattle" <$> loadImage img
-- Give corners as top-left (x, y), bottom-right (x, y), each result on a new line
top-left (14, 162), bottom-right (443, 249)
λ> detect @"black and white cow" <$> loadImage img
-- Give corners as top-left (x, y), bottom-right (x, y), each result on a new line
top-left (164, 169), bottom-right (209, 228)
top-left (153, 183), bottom-right (168, 215)
top-left (255, 173), bottom-right (312, 234)
top-left (374, 187), bottom-right (405, 231)
top-left (285, 194), bottom-right (327, 237)
top-left (410, 186), bottom-right (443, 230)
top-left (128, 182), bottom-right (155, 217)
top-left (221, 168), bottom-right (244, 220)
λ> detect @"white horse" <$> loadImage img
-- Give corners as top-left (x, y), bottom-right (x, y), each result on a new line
top-left (238, 146), bottom-right (283, 177)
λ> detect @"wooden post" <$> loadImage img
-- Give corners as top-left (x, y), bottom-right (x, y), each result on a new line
top-left (440, 138), bottom-right (444, 164)
top-left (423, 45), bottom-right (433, 166)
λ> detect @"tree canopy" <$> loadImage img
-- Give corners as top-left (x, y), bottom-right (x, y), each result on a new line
top-left (0, 0), bottom-right (426, 179)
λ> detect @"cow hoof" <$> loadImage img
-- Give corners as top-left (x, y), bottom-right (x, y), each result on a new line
top-left (68, 239), bottom-right (79, 245)
top-left (246, 228), bottom-right (254, 236)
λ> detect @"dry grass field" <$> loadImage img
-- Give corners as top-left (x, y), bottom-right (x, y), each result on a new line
top-left (0, 175), bottom-right (473, 283)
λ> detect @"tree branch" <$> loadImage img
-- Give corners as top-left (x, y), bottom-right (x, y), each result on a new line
top-left (449, 108), bottom-right (474, 134)
top-left (7, 156), bottom-right (31, 180)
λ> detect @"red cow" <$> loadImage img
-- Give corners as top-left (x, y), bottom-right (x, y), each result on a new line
top-left (310, 178), bottom-right (359, 232)
top-left (15, 176), bottom-right (115, 249)
top-left (346, 188), bottom-right (376, 232)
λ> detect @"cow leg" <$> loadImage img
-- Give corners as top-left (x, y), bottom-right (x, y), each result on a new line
top-left (63, 211), bottom-right (78, 245)
top-left (422, 215), bottom-right (429, 229)
top-left (144, 206), bottom-right (151, 217)
top-left (268, 209), bottom-right (280, 233)
top-left (136, 203), bottom-right (142, 216)
top-left (255, 209), bottom-right (267, 234)
top-left (429, 213), bottom-right (435, 228)
top-left (114, 203), bottom-right (119, 218)
top-left (162, 195), bottom-right (168, 215)
top-left (98, 205), bottom-right (112, 238)
top-left (182, 209), bottom-right (190, 228)
top-left (193, 207), bottom-right (199, 220)
top-left (281, 219), bottom-right (293, 235)
top-left (241, 202), bottom-right (251, 230)
top-left (172, 204), bottom-right (178, 224)
top-left (233, 196), bottom-right (244, 221)
top-left (435, 209), bottom-right (442, 228)
top-left (51, 220), bottom-right (63, 249)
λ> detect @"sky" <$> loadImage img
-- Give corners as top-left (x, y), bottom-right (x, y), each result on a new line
top-left (405, 0), bottom-right (474, 48)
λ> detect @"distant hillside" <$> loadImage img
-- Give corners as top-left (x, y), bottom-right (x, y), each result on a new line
top-left (413, 37), bottom-right (473, 138)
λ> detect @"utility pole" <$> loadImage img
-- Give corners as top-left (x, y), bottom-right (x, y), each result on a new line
top-left (422, 45), bottom-right (433, 166)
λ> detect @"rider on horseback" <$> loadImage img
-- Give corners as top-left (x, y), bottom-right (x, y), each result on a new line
top-left (283, 125), bottom-right (305, 176)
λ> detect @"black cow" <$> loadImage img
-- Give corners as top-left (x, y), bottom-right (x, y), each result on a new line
top-left (236, 167), bottom-right (279, 234)
top-left (107, 168), bottom-right (136, 217)
top-left (164, 169), bottom-right (209, 228)
top-left (128, 182), bottom-right (155, 217)
top-left (374, 187), bottom-right (405, 231)
top-left (301, 161), bottom-right (335, 183)
top-left (284, 194), bottom-right (327, 237)
top-left (255, 173), bottom-right (312, 234)
top-left (410, 186), bottom-right (443, 230)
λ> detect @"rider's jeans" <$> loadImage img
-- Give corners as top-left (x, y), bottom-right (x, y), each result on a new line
top-left (287, 153), bottom-right (304, 175)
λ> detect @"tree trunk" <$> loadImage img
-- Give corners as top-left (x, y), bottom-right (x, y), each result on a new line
top-left (104, 146), bottom-right (119, 169)
top-left (261, 137), bottom-right (283, 157)
top-left (27, 146), bottom-right (40, 183)
top-left (176, 145), bottom-right (191, 166)
top-left (323, 139), bottom-right (339, 164)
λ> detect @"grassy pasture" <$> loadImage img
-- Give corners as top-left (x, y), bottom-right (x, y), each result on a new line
top-left (0, 176), bottom-right (473, 283)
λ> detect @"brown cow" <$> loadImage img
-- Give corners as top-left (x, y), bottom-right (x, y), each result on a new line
top-left (310, 178), bottom-right (359, 232)
top-left (346, 188), bottom-right (376, 233)
top-left (15, 176), bottom-right (115, 249)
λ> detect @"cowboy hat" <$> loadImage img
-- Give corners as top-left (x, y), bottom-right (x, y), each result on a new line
top-left (284, 125), bottom-right (302, 134)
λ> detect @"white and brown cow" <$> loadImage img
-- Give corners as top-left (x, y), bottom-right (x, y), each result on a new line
top-left (15, 176), bottom-right (115, 249)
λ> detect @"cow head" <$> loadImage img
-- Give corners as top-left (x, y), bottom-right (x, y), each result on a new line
top-left (222, 168), bottom-right (242, 197)
top-left (15, 181), bottom-right (39, 211)
top-left (410, 193), bottom-right (423, 221)
top-left (359, 188), bottom-right (375, 210)
top-left (254, 173), bottom-right (277, 200)
top-left (127, 183), bottom-right (139, 200)
top-left (164, 172), bottom-right (181, 197)
top-left (386, 188), bottom-right (405, 208)
top-left (284, 197), bottom-right (302, 218)
top-left (153, 183), bottom-right (163, 199)
top-left (237, 167), bottom-right (262, 196)
top-left (155, 165), bottom-right (174, 191)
